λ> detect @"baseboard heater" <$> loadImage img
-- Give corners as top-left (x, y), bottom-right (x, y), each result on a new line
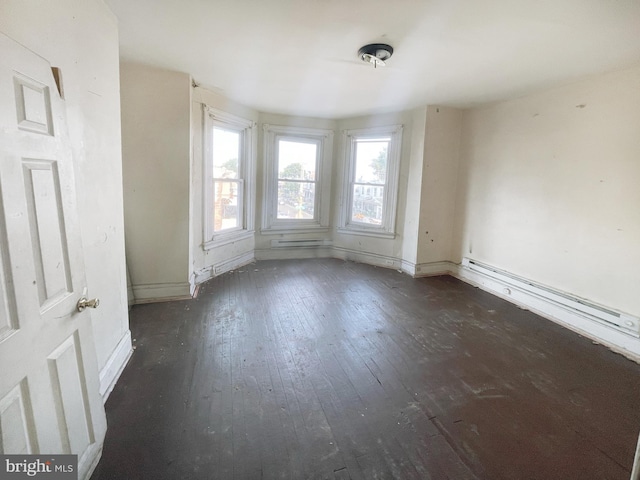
top-left (462, 258), bottom-right (640, 337)
top-left (270, 239), bottom-right (332, 248)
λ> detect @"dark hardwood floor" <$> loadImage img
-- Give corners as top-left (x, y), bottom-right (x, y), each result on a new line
top-left (91, 258), bottom-right (640, 480)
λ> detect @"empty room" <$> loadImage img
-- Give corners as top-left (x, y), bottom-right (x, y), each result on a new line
top-left (1, 0), bottom-right (640, 479)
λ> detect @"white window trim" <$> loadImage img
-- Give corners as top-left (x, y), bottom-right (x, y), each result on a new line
top-left (338, 124), bottom-right (403, 239)
top-left (203, 105), bottom-right (256, 249)
top-left (262, 124), bottom-right (333, 234)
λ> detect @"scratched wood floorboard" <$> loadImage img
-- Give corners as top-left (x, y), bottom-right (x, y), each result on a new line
top-left (92, 258), bottom-right (640, 480)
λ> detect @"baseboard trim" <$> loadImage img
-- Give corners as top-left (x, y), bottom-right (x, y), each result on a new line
top-left (99, 330), bottom-right (133, 403)
top-left (132, 282), bottom-right (192, 304)
top-left (79, 441), bottom-right (102, 480)
top-left (253, 246), bottom-right (454, 276)
top-left (332, 247), bottom-right (402, 270)
top-left (401, 259), bottom-right (417, 276)
top-left (453, 262), bottom-right (640, 362)
top-left (255, 246), bottom-right (333, 261)
top-left (194, 252), bottom-right (256, 285)
top-left (193, 266), bottom-right (213, 285)
top-left (414, 261), bottom-right (457, 277)
top-left (213, 251), bottom-right (255, 277)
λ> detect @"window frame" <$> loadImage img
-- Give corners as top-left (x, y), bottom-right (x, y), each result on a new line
top-left (339, 125), bottom-right (403, 238)
top-left (203, 106), bottom-right (255, 249)
top-left (262, 124), bottom-right (333, 233)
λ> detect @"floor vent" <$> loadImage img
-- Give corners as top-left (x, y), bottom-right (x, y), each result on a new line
top-left (462, 258), bottom-right (639, 337)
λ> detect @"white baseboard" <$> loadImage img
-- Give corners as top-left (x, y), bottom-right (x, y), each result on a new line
top-left (99, 330), bottom-right (133, 403)
top-left (401, 259), bottom-right (417, 276)
top-left (255, 246), bottom-right (333, 261)
top-left (453, 260), bottom-right (640, 362)
top-left (132, 282), bottom-right (192, 304)
top-left (401, 260), bottom-right (457, 277)
top-left (332, 246), bottom-right (402, 270)
top-left (414, 261), bottom-right (457, 277)
top-left (188, 274), bottom-right (197, 297)
top-left (253, 246), bottom-right (453, 277)
top-left (253, 242), bottom-right (405, 270)
top-left (193, 266), bottom-right (213, 285)
top-left (212, 251), bottom-right (255, 277)
top-left (80, 441), bottom-right (102, 480)
top-left (194, 252), bottom-right (256, 285)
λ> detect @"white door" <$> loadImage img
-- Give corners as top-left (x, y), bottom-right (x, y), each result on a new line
top-left (0, 33), bottom-right (106, 479)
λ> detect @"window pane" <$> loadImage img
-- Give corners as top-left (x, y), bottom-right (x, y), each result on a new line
top-left (278, 140), bottom-right (317, 181)
top-left (212, 127), bottom-right (240, 179)
top-left (213, 180), bottom-right (240, 231)
top-left (277, 181), bottom-right (315, 219)
top-left (351, 184), bottom-right (384, 225)
top-left (354, 140), bottom-right (388, 184)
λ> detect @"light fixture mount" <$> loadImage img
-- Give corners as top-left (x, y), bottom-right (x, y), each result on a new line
top-left (358, 43), bottom-right (393, 68)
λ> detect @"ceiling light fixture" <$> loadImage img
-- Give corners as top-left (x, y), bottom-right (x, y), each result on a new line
top-left (358, 43), bottom-right (393, 68)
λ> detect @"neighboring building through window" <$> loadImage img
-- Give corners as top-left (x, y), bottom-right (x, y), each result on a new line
top-left (276, 138), bottom-right (318, 220)
top-left (340, 125), bottom-right (403, 238)
top-left (262, 125), bottom-right (333, 233)
top-left (351, 138), bottom-right (388, 225)
top-left (212, 126), bottom-right (241, 232)
top-left (203, 107), bottom-right (255, 248)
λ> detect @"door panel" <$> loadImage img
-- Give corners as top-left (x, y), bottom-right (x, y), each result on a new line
top-left (0, 381), bottom-right (37, 454)
top-left (0, 32), bottom-right (106, 480)
top-left (0, 195), bottom-right (17, 339)
top-left (48, 332), bottom-right (94, 456)
top-left (23, 159), bottom-right (73, 309)
top-left (13, 72), bottom-right (54, 136)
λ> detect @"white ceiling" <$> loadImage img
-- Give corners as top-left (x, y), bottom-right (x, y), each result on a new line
top-left (105, 0), bottom-right (640, 119)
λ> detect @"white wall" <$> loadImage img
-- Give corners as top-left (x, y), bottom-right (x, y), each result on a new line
top-left (401, 107), bottom-right (428, 268)
top-left (416, 106), bottom-right (462, 266)
top-left (454, 66), bottom-right (640, 319)
top-left (0, 0), bottom-right (131, 395)
top-left (120, 63), bottom-right (192, 302)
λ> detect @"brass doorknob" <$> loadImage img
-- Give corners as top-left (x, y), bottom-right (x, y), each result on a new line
top-left (77, 297), bottom-right (100, 312)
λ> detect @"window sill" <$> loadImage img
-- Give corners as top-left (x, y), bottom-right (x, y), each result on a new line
top-left (203, 230), bottom-right (254, 250)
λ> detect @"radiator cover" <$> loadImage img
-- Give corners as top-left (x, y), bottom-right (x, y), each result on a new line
top-left (462, 258), bottom-right (639, 338)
